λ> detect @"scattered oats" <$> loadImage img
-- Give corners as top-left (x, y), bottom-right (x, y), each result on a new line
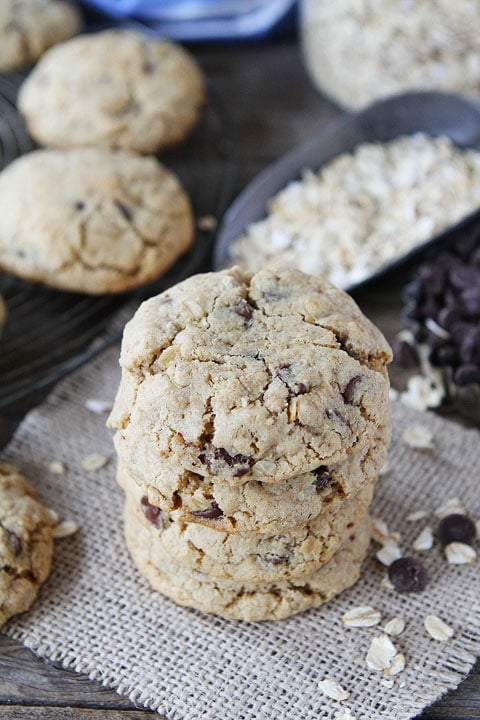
top-left (46, 508), bottom-right (59, 523)
top-left (371, 517), bottom-right (391, 544)
top-left (333, 710), bottom-right (356, 720)
top-left (384, 653), bottom-right (406, 676)
top-left (48, 461), bottom-right (66, 475)
top-left (380, 678), bottom-right (394, 689)
top-left (402, 425), bottom-right (434, 450)
top-left (424, 318), bottom-right (451, 340)
top-left (425, 615), bottom-right (454, 641)
top-left (380, 575), bottom-right (394, 590)
top-left (318, 678), bottom-right (350, 701)
top-left (413, 526), bottom-right (434, 551)
top-left (366, 635), bottom-right (397, 671)
top-left (52, 520), bottom-right (79, 539)
top-left (406, 510), bottom-right (429, 522)
top-left (389, 387), bottom-right (400, 401)
top-left (400, 375), bottom-right (445, 412)
top-left (342, 605), bottom-right (382, 628)
top-left (398, 680), bottom-right (406, 689)
top-left (376, 542), bottom-right (402, 567)
top-left (445, 542), bottom-right (477, 565)
top-left (384, 617), bottom-right (405, 637)
top-left (197, 214), bottom-right (217, 231)
top-left (81, 453), bottom-right (109, 472)
top-left (85, 398), bottom-right (113, 415)
top-left (434, 497), bottom-right (466, 518)
top-left (378, 460), bottom-right (391, 477)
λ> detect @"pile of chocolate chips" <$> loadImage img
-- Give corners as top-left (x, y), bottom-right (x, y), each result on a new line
top-left (402, 233), bottom-right (480, 387)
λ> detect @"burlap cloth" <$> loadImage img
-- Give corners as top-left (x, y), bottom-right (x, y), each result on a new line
top-left (2, 345), bottom-right (479, 720)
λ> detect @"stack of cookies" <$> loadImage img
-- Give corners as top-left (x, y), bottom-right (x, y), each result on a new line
top-left (108, 267), bottom-right (392, 621)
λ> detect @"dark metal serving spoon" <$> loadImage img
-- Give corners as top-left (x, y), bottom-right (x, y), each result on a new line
top-left (214, 91), bottom-right (480, 291)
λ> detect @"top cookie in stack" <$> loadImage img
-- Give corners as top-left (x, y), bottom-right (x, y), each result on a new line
top-left (108, 267), bottom-right (392, 620)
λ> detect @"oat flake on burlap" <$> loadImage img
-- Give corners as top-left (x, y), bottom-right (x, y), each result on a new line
top-left (2, 346), bottom-right (480, 720)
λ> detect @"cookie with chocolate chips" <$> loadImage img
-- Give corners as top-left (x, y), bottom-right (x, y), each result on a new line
top-left (0, 0), bottom-right (81, 72)
top-left (121, 463), bottom-right (374, 583)
top-left (109, 267), bottom-right (392, 482)
top-left (115, 420), bottom-right (389, 535)
top-left (0, 463), bottom-right (56, 628)
top-left (18, 30), bottom-right (204, 154)
top-left (125, 502), bottom-right (371, 621)
top-left (0, 148), bottom-right (193, 294)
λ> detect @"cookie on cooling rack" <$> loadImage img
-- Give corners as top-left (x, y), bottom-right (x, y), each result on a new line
top-left (18, 29), bottom-right (205, 154)
top-left (0, 148), bottom-right (194, 294)
top-left (0, 0), bottom-right (81, 72)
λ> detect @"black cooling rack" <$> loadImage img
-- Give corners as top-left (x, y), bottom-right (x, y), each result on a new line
top-left (0, 72), bottom-right (237, 412)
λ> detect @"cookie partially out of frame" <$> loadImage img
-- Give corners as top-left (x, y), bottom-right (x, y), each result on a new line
top-left (125, 503), bottom-right (371, 622)
top-left (0, 463), bottom-right (56, 628)
top-left (0, 0), bottom-right (81, 72)
top-left (0, 148), bottom-right (194, 294)
top-left (18, 30), bottom-right (205, 154)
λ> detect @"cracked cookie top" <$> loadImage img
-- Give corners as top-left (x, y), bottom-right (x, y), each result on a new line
top-left (0, 463), bottom-right (56, 628)
top-left (0, 0), bottom-right (81, 72)
top-left (18, 29), bottom-right (205, 154)
top-left (109, 268), bottom-right (391, 482)
top-left (0, 148), bottom-right (194, 294)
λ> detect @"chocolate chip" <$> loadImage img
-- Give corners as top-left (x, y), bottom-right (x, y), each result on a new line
top-left (388, 557), bottom-right (428, 592)
top-left (431, 344), bottom-right (457, 366)
top-left (392, 339), bottom-right (419, 368)
top-left (114, 199), bottom-right (133, 222)
top-left (437, 307), bottom-right (463, 329)
top-left (6, 529), bottom-right (22, 556)
top-left (275, 364), bottom-right (309, 395)
top-left (233, 299), bottom-right (254, 322)
top-left (200, 447), bottom-right (252, 476)
top-left (461, 286), bottom-right (480, 317)
top-left (460, 330), bottom-right (480, 365)
top-left (453, 364), bottom-right (480, 386)
top-left (142, 60), bottom-right (155, 74)
top-left (264, 553), bottom-right (289, 565)
top-left (312, 466), bottom-right (331, 492)
top-left (190, 503), bottom-right (223, 520)
top-left (449, 266), bottom-right (480, 290)
top-left (140, 495), bottom-right (162, 528)
top-left (438, 513), bottom-right (477, 547)
top-left (342, 375), bottom-right (362, 404)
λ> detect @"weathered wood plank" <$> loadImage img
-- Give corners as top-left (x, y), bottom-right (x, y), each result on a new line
top-left (0, 708), bottom-right (154, 719)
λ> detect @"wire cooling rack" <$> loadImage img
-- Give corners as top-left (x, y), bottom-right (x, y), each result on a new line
top-left (0, 72), bottom-right (237, 411)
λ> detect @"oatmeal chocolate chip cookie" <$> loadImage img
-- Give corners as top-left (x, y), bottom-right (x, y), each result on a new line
top-left (0, 0), bottom-right (81, 72)
top-left (0, 149), bottom-right (193, 294)
top-left (18, 30), bottom-right (205, 154)
top-left (109, 267), bottom-right (392, 482)
top-left (123, 478), bottom-right (373, 583)
top-left (125, 505), bottom-right (371, 621)
top-left (0, 463), bottom-right (56, 628)
top-left (116, 422), bottom-right (388, 535)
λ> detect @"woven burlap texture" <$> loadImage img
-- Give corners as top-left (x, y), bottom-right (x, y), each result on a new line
top-left (2, 345), bottom-right (479, 720)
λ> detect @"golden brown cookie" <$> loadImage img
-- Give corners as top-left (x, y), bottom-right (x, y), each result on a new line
top-left (0, 149), bottom-right (194, 294)
top-left (18, 29), bottom-right (205, 154)
top-left (0, 463), bottom-right (56, 628)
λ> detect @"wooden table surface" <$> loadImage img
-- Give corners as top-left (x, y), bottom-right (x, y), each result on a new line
top-left (1, 39), bottom-right (479, 719)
